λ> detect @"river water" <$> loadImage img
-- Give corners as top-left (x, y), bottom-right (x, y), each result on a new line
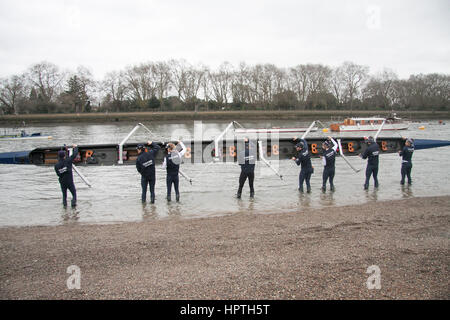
top-left (0, 119), bottom-right (449, 227)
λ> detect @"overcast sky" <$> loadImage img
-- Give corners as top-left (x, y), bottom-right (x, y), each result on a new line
top-left (0, 0), bottom-right (449, 80)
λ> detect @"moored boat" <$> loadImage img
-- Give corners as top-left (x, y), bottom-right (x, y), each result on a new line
top-left (0, 130), bottom-right (52, 141)
top-left (330, 114), bottom-right (409, 132)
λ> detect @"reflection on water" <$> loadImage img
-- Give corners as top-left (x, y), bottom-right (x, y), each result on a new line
top-left (319, 192), bottom-right (336, 207)
top-left (237, 197), bottom-right (255, 214)
top-left (0, 119), bottom-right (449, 227)
top-left (364, 189), bottom-right (379, 202)
top-left (401, 185), bottom-right (414, 198)
top-left (167, 202), bottom-right (183, 217)
top-left (141, 203), bottom-right (158, 220)
top-left (61, 207), bottom-right (80, 224)
top-left (297, 192), bottom-right (312, 208)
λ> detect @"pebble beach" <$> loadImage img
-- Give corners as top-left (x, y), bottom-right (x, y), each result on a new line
top-left (0, 195), bottom-right (449, 299)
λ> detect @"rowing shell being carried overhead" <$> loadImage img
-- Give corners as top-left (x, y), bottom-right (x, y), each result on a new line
top-left (1, 137), bottom-right (449, 166)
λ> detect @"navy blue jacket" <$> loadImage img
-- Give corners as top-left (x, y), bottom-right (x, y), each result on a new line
top-left (163, 142), bottom-right (186, 176)
top-left (165, 154), bottom-right (179, 176)
top-left (238, 141), bottom-right (256, 174)
top-left (295, 139), bottom-right (312, 171)
top-left (322, 138), bottom-right (338, 169)
top-left (136, 143), bottom-right (161, 177)
top-left (54, 147), bottom-right (79, 185)
top-left (399, 144), bottom-right (414, 164)
top-left (361, 142), bottom-right (380, 166)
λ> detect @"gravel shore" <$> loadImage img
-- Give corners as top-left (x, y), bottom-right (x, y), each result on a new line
top-left (0, 196), bottom-right (449, 300)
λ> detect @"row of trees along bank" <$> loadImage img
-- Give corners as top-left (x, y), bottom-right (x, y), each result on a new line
top-left (0, 60), bottom-right (449, 115)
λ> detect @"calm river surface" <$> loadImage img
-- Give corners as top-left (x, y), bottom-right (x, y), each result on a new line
top-left (0, 119), bottom-right (449, 227)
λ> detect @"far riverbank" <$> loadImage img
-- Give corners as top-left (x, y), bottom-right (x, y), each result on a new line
top-left (1, 110), bottom-right (449, 125)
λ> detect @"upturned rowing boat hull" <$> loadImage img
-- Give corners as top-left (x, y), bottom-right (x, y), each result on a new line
top-left (1, 137), bottom-right (449, 166)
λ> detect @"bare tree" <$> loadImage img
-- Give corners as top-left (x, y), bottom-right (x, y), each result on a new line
top-left (124, 63), bottom-right (157, 108)
top-left (423, 73), bottom-right (450, 109)
top-left (208, 62), bottom-right (233, 106)
top-left (71, 66), bottom-right (97, 112)
top-left (231, 62), bottom-right (252, 105)
top-left (272, 66), bottom-right (287, 98)
top-left (330, 67), bottom-right (346, 105)
top-left (390, 79), bottom-right (409, 109)
top-left (0, 75), bottom-right (27, 114)
top-left (260, 64), bottom-right (276, 106)
top-left (101, 70), bottom-right (129, 112)
top-left (390, 74), bottom-right (449, 111)
top-left (362, 68), bottom-right (398, 109)
top-left (184, 64), bottom-right (208, 111)
top-left (288, 65), bottom-right (309, 108)
top-left (102, 71), bottom-right (128, 103)
top-left (340, 61), bottom-right (369, 110)
top-left (153, 61), bottom-right (172, 107)
top-left (307, 64), bottom-right (331, 94)
top-left (169, 59), bottom-right (189, 101)
top-left (201, 66), bottom-right (212, 108)
top-left (249, 64), bottom-right (264, 104)
top-left (288, 64), bottom-right (332, 109)
top-left (26, 61), bottom-right (65, 103)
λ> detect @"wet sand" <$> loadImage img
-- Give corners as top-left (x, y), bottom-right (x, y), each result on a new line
top-left (0, 196), bottom-right (449, 300)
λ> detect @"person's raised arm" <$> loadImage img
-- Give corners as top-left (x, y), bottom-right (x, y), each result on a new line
top-left (69, 145), bottom-right (79, 162)
top-left (178, 141), bottom-right (186, 157)
top-left (329, 137), bottom-right (338, 152)
top-left (148, 140), bottom-right (161, 153)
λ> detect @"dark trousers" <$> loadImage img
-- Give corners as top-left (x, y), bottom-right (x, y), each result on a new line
top-left (322, 167), bottom-right (335, 187)
top-left (141, 174), bottom-right (155, 202)
top-left (60, 182), bottom-right (76, 207)
top-left (365, 164), bottom-right (379, 187)
top-left (401, 162), bottom-right (412, 184)
top-left (299, 169), bottom-right (312, 189)
top-left (166, 174), bottom-right (179, 197)
top-left (238, 171), bottom-right (254, 195)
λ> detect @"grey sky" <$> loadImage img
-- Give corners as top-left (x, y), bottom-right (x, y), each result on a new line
top-left (0, 0), bottom-right (449, 80)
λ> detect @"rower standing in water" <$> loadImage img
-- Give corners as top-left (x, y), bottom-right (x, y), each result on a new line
top-left (162, 141), bottom-right (186, 202)
top-left (321, 136), bottom-right (338, 192)
top-left (399, 138), bottom-right (415, 185)
top-left (136, 141), bottom-right (161, 203)
top-left (292, 138), bottom-right (313, 193)
top-left (360, 136), bottom-right (380, 190)
top-left (237, 137), bottom-right (256, 199)
top-left (54, 144), bottom-right (79, 208)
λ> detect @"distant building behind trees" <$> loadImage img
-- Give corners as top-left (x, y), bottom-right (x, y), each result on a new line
top-left (0, 60), bottom-right (448, 115)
